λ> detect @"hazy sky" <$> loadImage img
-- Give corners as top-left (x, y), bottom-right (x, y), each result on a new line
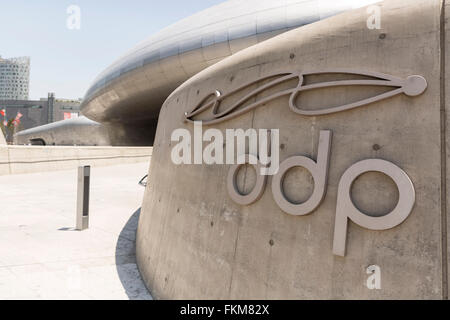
top-left (0, 0), bottom-right (224, 100)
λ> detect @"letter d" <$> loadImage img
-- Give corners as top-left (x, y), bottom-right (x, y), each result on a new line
top-left (271, 130), bottom-right (332, 215)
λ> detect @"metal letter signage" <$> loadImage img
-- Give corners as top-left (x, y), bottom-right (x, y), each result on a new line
top-left (332, 159), bottom-right (415, 256)
top-left (271, 130), bottom-right (332, 216)
top-left (184, 69), bottom-right (427, 125)
top-left (182, 70), bottom-right (426, 256)
top-left (227, 154), bottom-right (268, 206)
top-left (225, 135), bottom-right (416, 257)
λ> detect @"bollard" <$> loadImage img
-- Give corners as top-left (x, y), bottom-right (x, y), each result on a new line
top-left (76, 165), bottom-right (90, 230)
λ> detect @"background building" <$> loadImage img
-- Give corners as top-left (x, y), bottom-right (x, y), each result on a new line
top-left (0, 56), bottom-right (30, 100)
top-left (0, 93), bottom-right (81, 142)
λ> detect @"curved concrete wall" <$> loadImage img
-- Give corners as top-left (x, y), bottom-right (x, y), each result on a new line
top-left (14, 116), bottom-right (110, 146)
top-left (81, 0), bottom-right (379, 145)
top-left (136, 0), bottom-right (449, 299)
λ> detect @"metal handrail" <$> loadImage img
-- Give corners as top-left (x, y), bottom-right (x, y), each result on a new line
top-left (138, 174), bottom-right (148, 187)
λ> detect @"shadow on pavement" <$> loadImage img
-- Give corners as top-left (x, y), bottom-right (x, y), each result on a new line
top-left (115, 207), bottom-right (153, 300)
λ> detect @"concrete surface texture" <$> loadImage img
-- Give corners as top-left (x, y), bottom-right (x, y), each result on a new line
top-left (137, 0), bottom-right (448, 299)
top-left (0, 162), bottom-right (152, 299)
top-left (446, 0), bottom-right (450, 300)
top-left (0, 129), bottom-right (5, 145)
top-left (0, 145), bottom-right (152, 176)
top-left (14, 116), bottom-right (110, 146)
top-left (80, 0), bottom-right (379, 146)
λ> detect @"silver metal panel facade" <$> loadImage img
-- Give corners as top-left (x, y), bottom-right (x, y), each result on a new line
top-left (81, 0), bottom-right (380, 142)
top-left (14, 116), bottom-right (110, 146)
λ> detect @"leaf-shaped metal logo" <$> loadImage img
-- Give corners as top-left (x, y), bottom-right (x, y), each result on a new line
top-left (184, 69), bottom-right (427, 125)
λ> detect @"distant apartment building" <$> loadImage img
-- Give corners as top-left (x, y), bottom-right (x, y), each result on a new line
top-left (0, 56), bottom-right (30, 100)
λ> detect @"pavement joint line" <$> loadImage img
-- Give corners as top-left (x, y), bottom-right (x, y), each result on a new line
top-left (0, 254), bottom-right (136, 269)
top-left (0, 162), bottom-right (151, 299)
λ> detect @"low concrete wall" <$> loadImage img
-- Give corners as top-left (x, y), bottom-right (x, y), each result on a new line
top-left (0, 146), bottom-right (152, 175)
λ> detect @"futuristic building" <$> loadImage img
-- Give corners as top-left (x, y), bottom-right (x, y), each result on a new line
top-left (80, 0), bottom-right (379, 145)
top-left (14, 116), bottom-right (110, 146)
top-left (0, 56), bottom-right (30, 100)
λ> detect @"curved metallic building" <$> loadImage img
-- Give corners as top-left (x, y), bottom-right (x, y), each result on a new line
top-left (14, 116), bottom-right (110, 146)
top-left (81, 0), bottom-right (379, 145)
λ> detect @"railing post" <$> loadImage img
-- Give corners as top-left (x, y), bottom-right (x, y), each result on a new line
top-left (76, 165), bottom-right (90, 230)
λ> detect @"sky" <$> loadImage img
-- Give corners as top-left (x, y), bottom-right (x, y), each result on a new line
top-left (0, 0), bottom-right (224, 100)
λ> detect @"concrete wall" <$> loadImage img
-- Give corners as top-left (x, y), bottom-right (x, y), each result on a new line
top-left (0, 145), bottom-right (151, 176)
top-left (136, 0), bottom-right (449, 299)
top-left (444, 0), bottom-right (450, 299)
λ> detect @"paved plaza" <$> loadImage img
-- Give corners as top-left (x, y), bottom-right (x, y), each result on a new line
top-left (0, 162), bottom-right (152, 299)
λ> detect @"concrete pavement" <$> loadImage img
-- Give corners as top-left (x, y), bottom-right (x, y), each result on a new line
top-left (0, 162), bottom-right (152, 299)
